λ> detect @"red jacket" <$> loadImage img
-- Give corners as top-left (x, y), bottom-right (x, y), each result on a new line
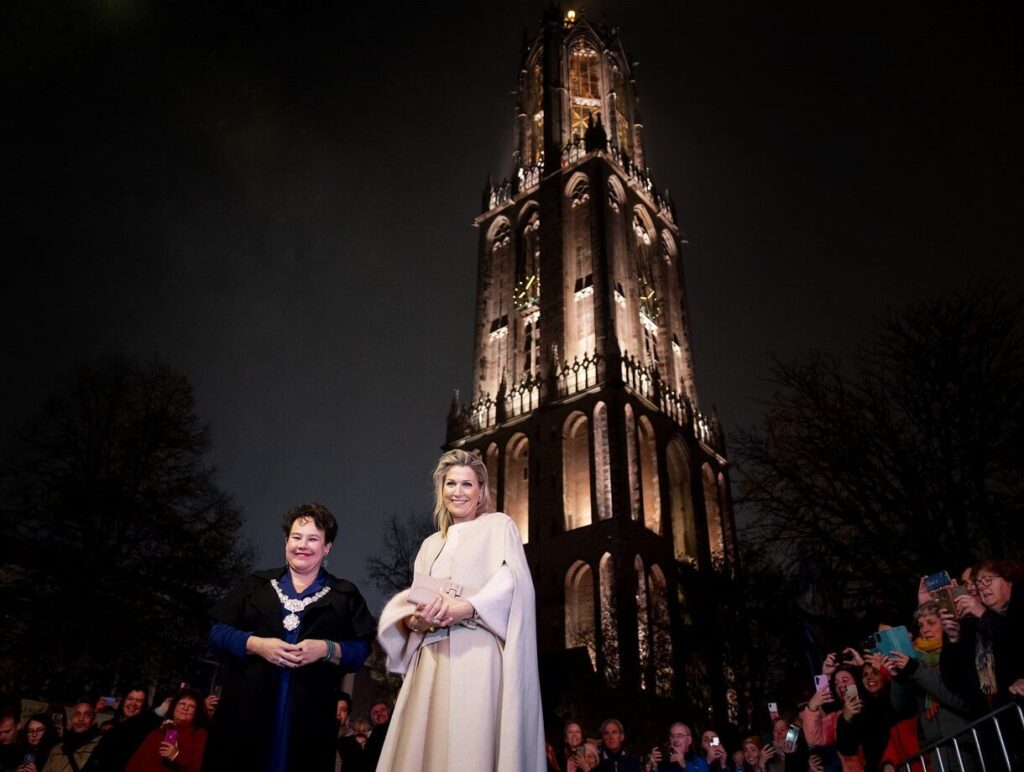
top-left (127, 722), bottom-right (207, 772)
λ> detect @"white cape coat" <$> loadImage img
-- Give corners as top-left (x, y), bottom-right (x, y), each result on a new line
top-left (376, 512), bottom-right (545, 771)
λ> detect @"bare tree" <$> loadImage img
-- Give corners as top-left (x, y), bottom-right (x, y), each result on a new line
top-left (0, 355), bottom-right (252, 691)
top-left (733, 286), bottom-right (1024, 618)
top-left (365, 512), bottom-right (434, 597)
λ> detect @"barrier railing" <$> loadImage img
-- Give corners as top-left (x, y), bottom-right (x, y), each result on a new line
top-left (899, 700), bottom-right (1024, 772)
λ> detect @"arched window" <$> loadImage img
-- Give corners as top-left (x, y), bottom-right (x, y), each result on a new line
top-left (703, 463), bottom-right (725, 565)
top-left (563, 412), bottom-right (592, 530)
top-left (526, 59), bottom-right (544, 166)
top-left (659, 230), bottom-right (676, 265)
top-left (505, 434), bottom-right (529, 543)
top-left (522, 315), bottom-right (541, 377)
top-left (600, 552), bottom-right (620, 686)
top-left (607, 175), bottom-right (625, 214)
top-left (609, 58), bottom-right (632, 155)
top-left (516, 210), bottom-right (541, 290)
top-left (624, 404), bottom-right (640, 520)
top-left (485, 217), bottom-right (513, 393)
top-left (667, 438), bottom-right (697, 560)
top-left (649, 565), bottom-right (673, 696)
top-left (593, 403), bottom-right (612, 521)
top-left (565, 560), bottom-right (596, 668)
top-left (638, 417), bottom-right (660, 533)
top-left (635, 555), bottom-right (649, 690)
top-left (633, 210), bottom-right (660, 366)
top-left (565, 175), bottom-right (594, 358)
top-left (633, 211), bottom-right (656, 307)
top-left (568, 40), bottom-right (601, 141)
top-left (606, 176), bottom-right (633, 354)
top-left (485, 442), bottom-right (499, 509)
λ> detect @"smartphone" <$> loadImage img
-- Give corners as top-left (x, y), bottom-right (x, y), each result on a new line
top-left (930, 588), bottom-right (956, 616)
top-left (784, 725), bottom-right (800, 753)
top-left (163, 728), bottom-right (179, 746)
top-left (101, 696), bottom-right (118, 707)
top-left (924, 570), bottom-right (952, 591)
top-left (768, 701), bottom-right (778, 716)
top-left (814, 674), bottom-right (829, 691)
top-left (844, 684), bottom-right (858, 699)
top-left (710, 736), bottom-right (720, 747)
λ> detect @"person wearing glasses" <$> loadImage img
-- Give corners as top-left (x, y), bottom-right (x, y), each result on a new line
top-left (14, 715), bottom-right (58, 772)
top-left (127, 689), bottom-right (207, 772)
top-left (647, 722), bottom-right (709, 771)
top-left (949, 559), bottom-right (1024, 704)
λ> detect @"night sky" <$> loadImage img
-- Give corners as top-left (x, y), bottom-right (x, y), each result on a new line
top-left (3, 1), bottom-right (1020, 610)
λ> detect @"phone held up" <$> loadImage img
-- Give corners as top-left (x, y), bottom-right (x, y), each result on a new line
top-left (923, 570), bottom-right (952, 592)
top-left (784, 725), bottom-right (801, 753)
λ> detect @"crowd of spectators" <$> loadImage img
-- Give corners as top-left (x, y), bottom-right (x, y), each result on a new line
top-left (542, 558), bottom-right (1024, 772)
top-left (2, 558), bottom-right (1020, 772)
top-left (0, 686), bottom-right (396, 772)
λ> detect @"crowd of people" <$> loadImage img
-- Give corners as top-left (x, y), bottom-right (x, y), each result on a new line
top-left (542, 558), bottom-right (1024, 772)
top-left (4, 436), bottom-right (1021, 772)
top-left (0, 686), bottom-right (395, 772)
top-left (2, 556), bottom-right (1019, 772)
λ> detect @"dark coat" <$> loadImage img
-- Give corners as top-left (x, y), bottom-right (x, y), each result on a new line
top-left (89, 711), bottom-right (162, 771)
top-left (200, 567), bottom-right (375, 772)
top-left (941, 581), bottom-right (1024, 708)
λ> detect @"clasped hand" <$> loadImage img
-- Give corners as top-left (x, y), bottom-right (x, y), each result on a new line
top-left (407, 594), bottom-right (475, 633)
top-left (249, 636), bottom-right (326, 668)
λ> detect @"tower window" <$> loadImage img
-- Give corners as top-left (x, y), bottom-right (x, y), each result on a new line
top-left (565, 561), bottom-right (596, 668)
top-left (563, 412), bottom-right (592, 530)
top-left (569, 42), bottom-right (601, 141)
top-left (527, 62), bottom-right (544, 166)
top-left (610, 61), bottom-right (632, 155)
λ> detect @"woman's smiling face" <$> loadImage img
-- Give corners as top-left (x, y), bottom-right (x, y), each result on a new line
top-left (443, 466), bottom-right (482, 523)
top-left (285, 517), bottom-right (331, 574)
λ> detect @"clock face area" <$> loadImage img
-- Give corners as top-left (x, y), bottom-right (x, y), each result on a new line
top-left (638, 276), bottom-right (660, 321)
top-left (515, 273), bottom-right (540, 312)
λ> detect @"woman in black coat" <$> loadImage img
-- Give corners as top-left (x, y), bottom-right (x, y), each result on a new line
top-left (201, 503), bottom-right (375, 772)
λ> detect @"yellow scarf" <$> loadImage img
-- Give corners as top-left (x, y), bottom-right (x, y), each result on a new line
top-left (914, 636), bottom-right (943, 718)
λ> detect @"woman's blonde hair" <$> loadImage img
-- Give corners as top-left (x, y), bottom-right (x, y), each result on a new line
top-left (432, 449), bottom-right (492, 537)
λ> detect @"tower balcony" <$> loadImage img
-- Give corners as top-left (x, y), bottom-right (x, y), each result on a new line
top-left (482, 140), bottom-right (677, 230)
top-left (447, 349), bottom-right (724, 454)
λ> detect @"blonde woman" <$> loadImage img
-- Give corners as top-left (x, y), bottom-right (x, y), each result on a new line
top-left (376, 449), bottom-right (545, 771)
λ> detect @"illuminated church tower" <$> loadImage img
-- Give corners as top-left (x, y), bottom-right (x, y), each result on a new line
top-left (447, 7), bottom-right (737, 723)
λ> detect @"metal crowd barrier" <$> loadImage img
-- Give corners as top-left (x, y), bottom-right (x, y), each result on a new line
top-left (899, 700), bottom-right (1024, 772)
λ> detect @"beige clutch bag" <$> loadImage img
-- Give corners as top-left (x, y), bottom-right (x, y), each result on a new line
top-left (407, 573), bottom-right (478, 605)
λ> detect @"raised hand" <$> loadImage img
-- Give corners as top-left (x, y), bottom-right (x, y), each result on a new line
top-left (842, 647), bottom-right (865, 667)
top-left (954, 593), bottom-right (986, 619)
top-left (807, 683), bottom-right (834, 711)
top-left (886, 651), bottom-right (911, 673)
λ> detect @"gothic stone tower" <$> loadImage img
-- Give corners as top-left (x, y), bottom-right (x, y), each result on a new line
top-left (446, 7), bottom-right (738, 726)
